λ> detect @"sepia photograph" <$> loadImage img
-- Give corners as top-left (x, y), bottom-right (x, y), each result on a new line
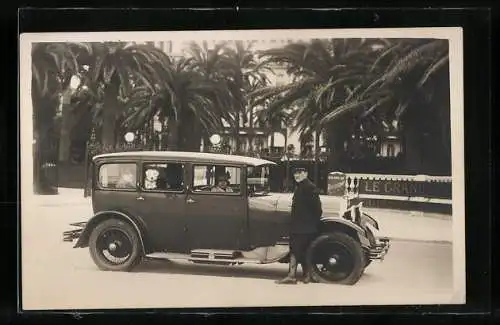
top-left (19, 27), bottom-right (465, 310)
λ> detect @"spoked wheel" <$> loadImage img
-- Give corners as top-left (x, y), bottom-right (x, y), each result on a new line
top-left (306, 232), bottom-right (365, 285)
top-left (89, 218), bottom-right (142, 271)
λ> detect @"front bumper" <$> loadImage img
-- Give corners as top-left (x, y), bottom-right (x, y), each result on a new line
top-left (368, 236), bottom-right (390, 261)
top-left (63, 222), bottom-right (87, 242)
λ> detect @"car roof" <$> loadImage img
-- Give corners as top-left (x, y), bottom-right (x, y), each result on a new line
top-left (92, 151), bottom-right (277, 167)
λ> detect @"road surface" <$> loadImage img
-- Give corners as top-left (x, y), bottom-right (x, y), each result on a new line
top-left (21, 204), bottom-right (455, 310)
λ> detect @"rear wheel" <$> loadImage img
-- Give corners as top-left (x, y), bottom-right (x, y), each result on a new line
top-left (306, 232), bottom-right (365, 285)
top-left (88, 218), bottom-right (142, 271)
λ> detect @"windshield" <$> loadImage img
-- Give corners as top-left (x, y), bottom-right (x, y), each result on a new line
top-left (247, 165), bottom-right (270, 195)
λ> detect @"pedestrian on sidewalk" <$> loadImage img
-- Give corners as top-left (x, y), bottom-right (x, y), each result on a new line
top-left (276, 167), bottom-right (323, 285)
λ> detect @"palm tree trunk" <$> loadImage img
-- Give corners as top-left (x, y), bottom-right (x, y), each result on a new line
top-left (314, 129), bottom-right (320, 184)
top-left (235, 111), bottom-right (241, 152)
top-left (403, 125), bottom-right (422, 173)
top-left (166, 117), bottom-right (179, 151)
top-left (58, 92), bottom-right (72, 162)
top-left (326, 120), bottom-right (349, 173)
top-left (101, 82), bottom-right (120, 148)
top-left (181, 121), bottom-right (203, 152)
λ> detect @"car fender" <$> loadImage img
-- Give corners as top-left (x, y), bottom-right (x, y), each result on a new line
top-left (319, 217), bottom-right (371, 248)
top-left (74, 210), bottom-right (146, 254)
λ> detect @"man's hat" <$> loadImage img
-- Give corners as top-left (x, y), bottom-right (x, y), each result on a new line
top-left (216, 174), bottom-right (229, 181)
top-left (293, 167), bottom-right (308, 174)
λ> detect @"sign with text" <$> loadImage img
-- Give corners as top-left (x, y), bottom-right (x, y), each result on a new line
top-left (358, 179), bottom-right (451, 199)
top-left (327, 172), bottom-right (346, 197)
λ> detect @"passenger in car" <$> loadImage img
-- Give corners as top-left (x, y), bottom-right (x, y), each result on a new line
top-left (211, 175), bottom-right (234, 193)
top-left (116, 167), bottom-right (136, 189)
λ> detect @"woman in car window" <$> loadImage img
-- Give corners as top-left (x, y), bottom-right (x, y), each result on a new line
top-left (116, 166), bottom-right (136, 188)
top-left (211, 174), bottom-right (233, 192)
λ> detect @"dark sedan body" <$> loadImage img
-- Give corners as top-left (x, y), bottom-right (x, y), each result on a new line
top-left (64, 151), bottom-right (390, 285)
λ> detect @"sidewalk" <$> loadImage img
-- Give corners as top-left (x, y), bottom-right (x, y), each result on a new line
top-left (29, 188), bottom-right (453, 243)
top-left (364, 208), bottom-right (452, 243)
top-left (30, 187), bottom-right (90, 207)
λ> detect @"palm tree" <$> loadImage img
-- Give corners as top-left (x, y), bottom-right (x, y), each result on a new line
top-left (31, 42), bottom-right (90, 192)
top-left (321, 38), bottom-right (451, 173)
top-left (186, 40), bottom-right (271, 153)
top-left (221, 40), bottom-right (272, 152)
top-left (250, 38), bottom-right (388, 171)
top-left (80, 42), bottom-right (173, 148)
top-left (181, 41), bottom-right (240, 150)
top-left (122, 55), bottom-right (236, 152)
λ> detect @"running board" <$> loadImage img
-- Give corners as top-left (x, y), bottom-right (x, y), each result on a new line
top-left (190, 249), bottom-right (241, 260)
top-left (146, 252), bottom-right (264, 264)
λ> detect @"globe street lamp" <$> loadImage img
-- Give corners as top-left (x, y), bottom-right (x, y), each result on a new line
top-left (124, 132), bottom-right (135, 144)
top-left (210, 134), bottom-right (221, 146)
top-left (208, 134), bottom-right (222, 153)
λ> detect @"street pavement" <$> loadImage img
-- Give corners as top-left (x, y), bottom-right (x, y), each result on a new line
top-left (20, 197), bottom-right (460, 310)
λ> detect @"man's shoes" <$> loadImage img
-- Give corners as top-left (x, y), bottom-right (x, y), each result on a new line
top-left (302, 273), bottom-right (318, 284)
top-left (275, 276), bottom-right (298, 285)
top-left (276, 253), bottom-right (299, 284)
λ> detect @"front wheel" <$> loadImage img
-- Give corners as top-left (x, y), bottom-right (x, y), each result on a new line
top-left (88, 218), bottom-right (142, 271)
top-left (305, 232), bottom-right (365, 285)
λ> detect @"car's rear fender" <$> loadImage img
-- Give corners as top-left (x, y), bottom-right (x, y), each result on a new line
top-left (74, 210), bottom-right (148, 254)
top-left (319, 218), bottom-right (370, 249)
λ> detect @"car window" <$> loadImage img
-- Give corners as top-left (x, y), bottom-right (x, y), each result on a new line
top-left (99, 163), bottom-right (137, 189)
top-left (192, 164), bottom-right (241, 194)
top-left (142, 162), bottom-right (185, 192)
top-left (247, 165), bottom-right (271, 195)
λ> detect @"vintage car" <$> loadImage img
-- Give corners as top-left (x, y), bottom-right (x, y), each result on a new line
top-left (63, 151), bottom-right (390, 285)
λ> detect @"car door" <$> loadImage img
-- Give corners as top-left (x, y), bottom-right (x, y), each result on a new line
top-left (184, 163), bottom-right (248, 251)
top-left (135, 160), bottom-right (188, 253)
top-left (92, 160), bottom-right (143, 217)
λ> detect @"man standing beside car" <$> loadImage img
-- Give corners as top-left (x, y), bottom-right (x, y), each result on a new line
top-left (276, 167), bottom-right (323, 284)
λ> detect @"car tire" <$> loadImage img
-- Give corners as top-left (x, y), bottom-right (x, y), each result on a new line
top-left (306, 232), bottom-right (365, 285)
top-left (88, 218), bottom-right (142, 272)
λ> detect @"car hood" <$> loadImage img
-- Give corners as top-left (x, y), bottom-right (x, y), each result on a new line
top-left (250, 192), bottom-right (348, 218)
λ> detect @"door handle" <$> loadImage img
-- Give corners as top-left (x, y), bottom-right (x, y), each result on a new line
top-left (136, 196), bottom-right (145, 201)
top-left (186, 198), bottom-right (196, 204)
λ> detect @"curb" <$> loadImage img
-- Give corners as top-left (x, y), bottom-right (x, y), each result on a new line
top-left (386, 237), bottom-right (452, 244)
top-left (364, 208), bottom-right (452, 221)
top-left (35, 201), bottom-right (90, 207)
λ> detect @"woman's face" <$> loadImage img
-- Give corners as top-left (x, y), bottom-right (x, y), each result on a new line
top-left (218, 179), bottom-right (228, 189)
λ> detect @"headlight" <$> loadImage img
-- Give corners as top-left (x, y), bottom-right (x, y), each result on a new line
top-left (343, 202), bottom-right (369, 226)
top-left (346, 204), bottom-right (361, 225)
top-left (347, 202), bottom-right (362, 224)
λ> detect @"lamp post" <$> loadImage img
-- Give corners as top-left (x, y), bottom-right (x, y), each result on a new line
top-left (153, 115), bottom-right (162, 150)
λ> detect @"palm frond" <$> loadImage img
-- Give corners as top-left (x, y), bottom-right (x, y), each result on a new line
top-left (320, 98), bottom-right (374, 124)
top-left (417, 55), bottom-right (449, 88)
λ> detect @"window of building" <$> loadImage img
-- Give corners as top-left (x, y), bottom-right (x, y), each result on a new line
top-left (192, 165), bottom-right (241, 194)
top-left (142, 162), bottom-right (184, 192)
top-left (387, 144), bottom-right (396, 157)
top-left (98, 163), bottom-right (137, 189)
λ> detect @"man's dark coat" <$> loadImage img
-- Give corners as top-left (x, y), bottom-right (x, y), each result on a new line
top-left (290, 178), bottom-right (323, 234)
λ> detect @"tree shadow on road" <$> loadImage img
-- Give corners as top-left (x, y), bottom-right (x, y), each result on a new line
top-left (132, 258), bottom-right (291, 281)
